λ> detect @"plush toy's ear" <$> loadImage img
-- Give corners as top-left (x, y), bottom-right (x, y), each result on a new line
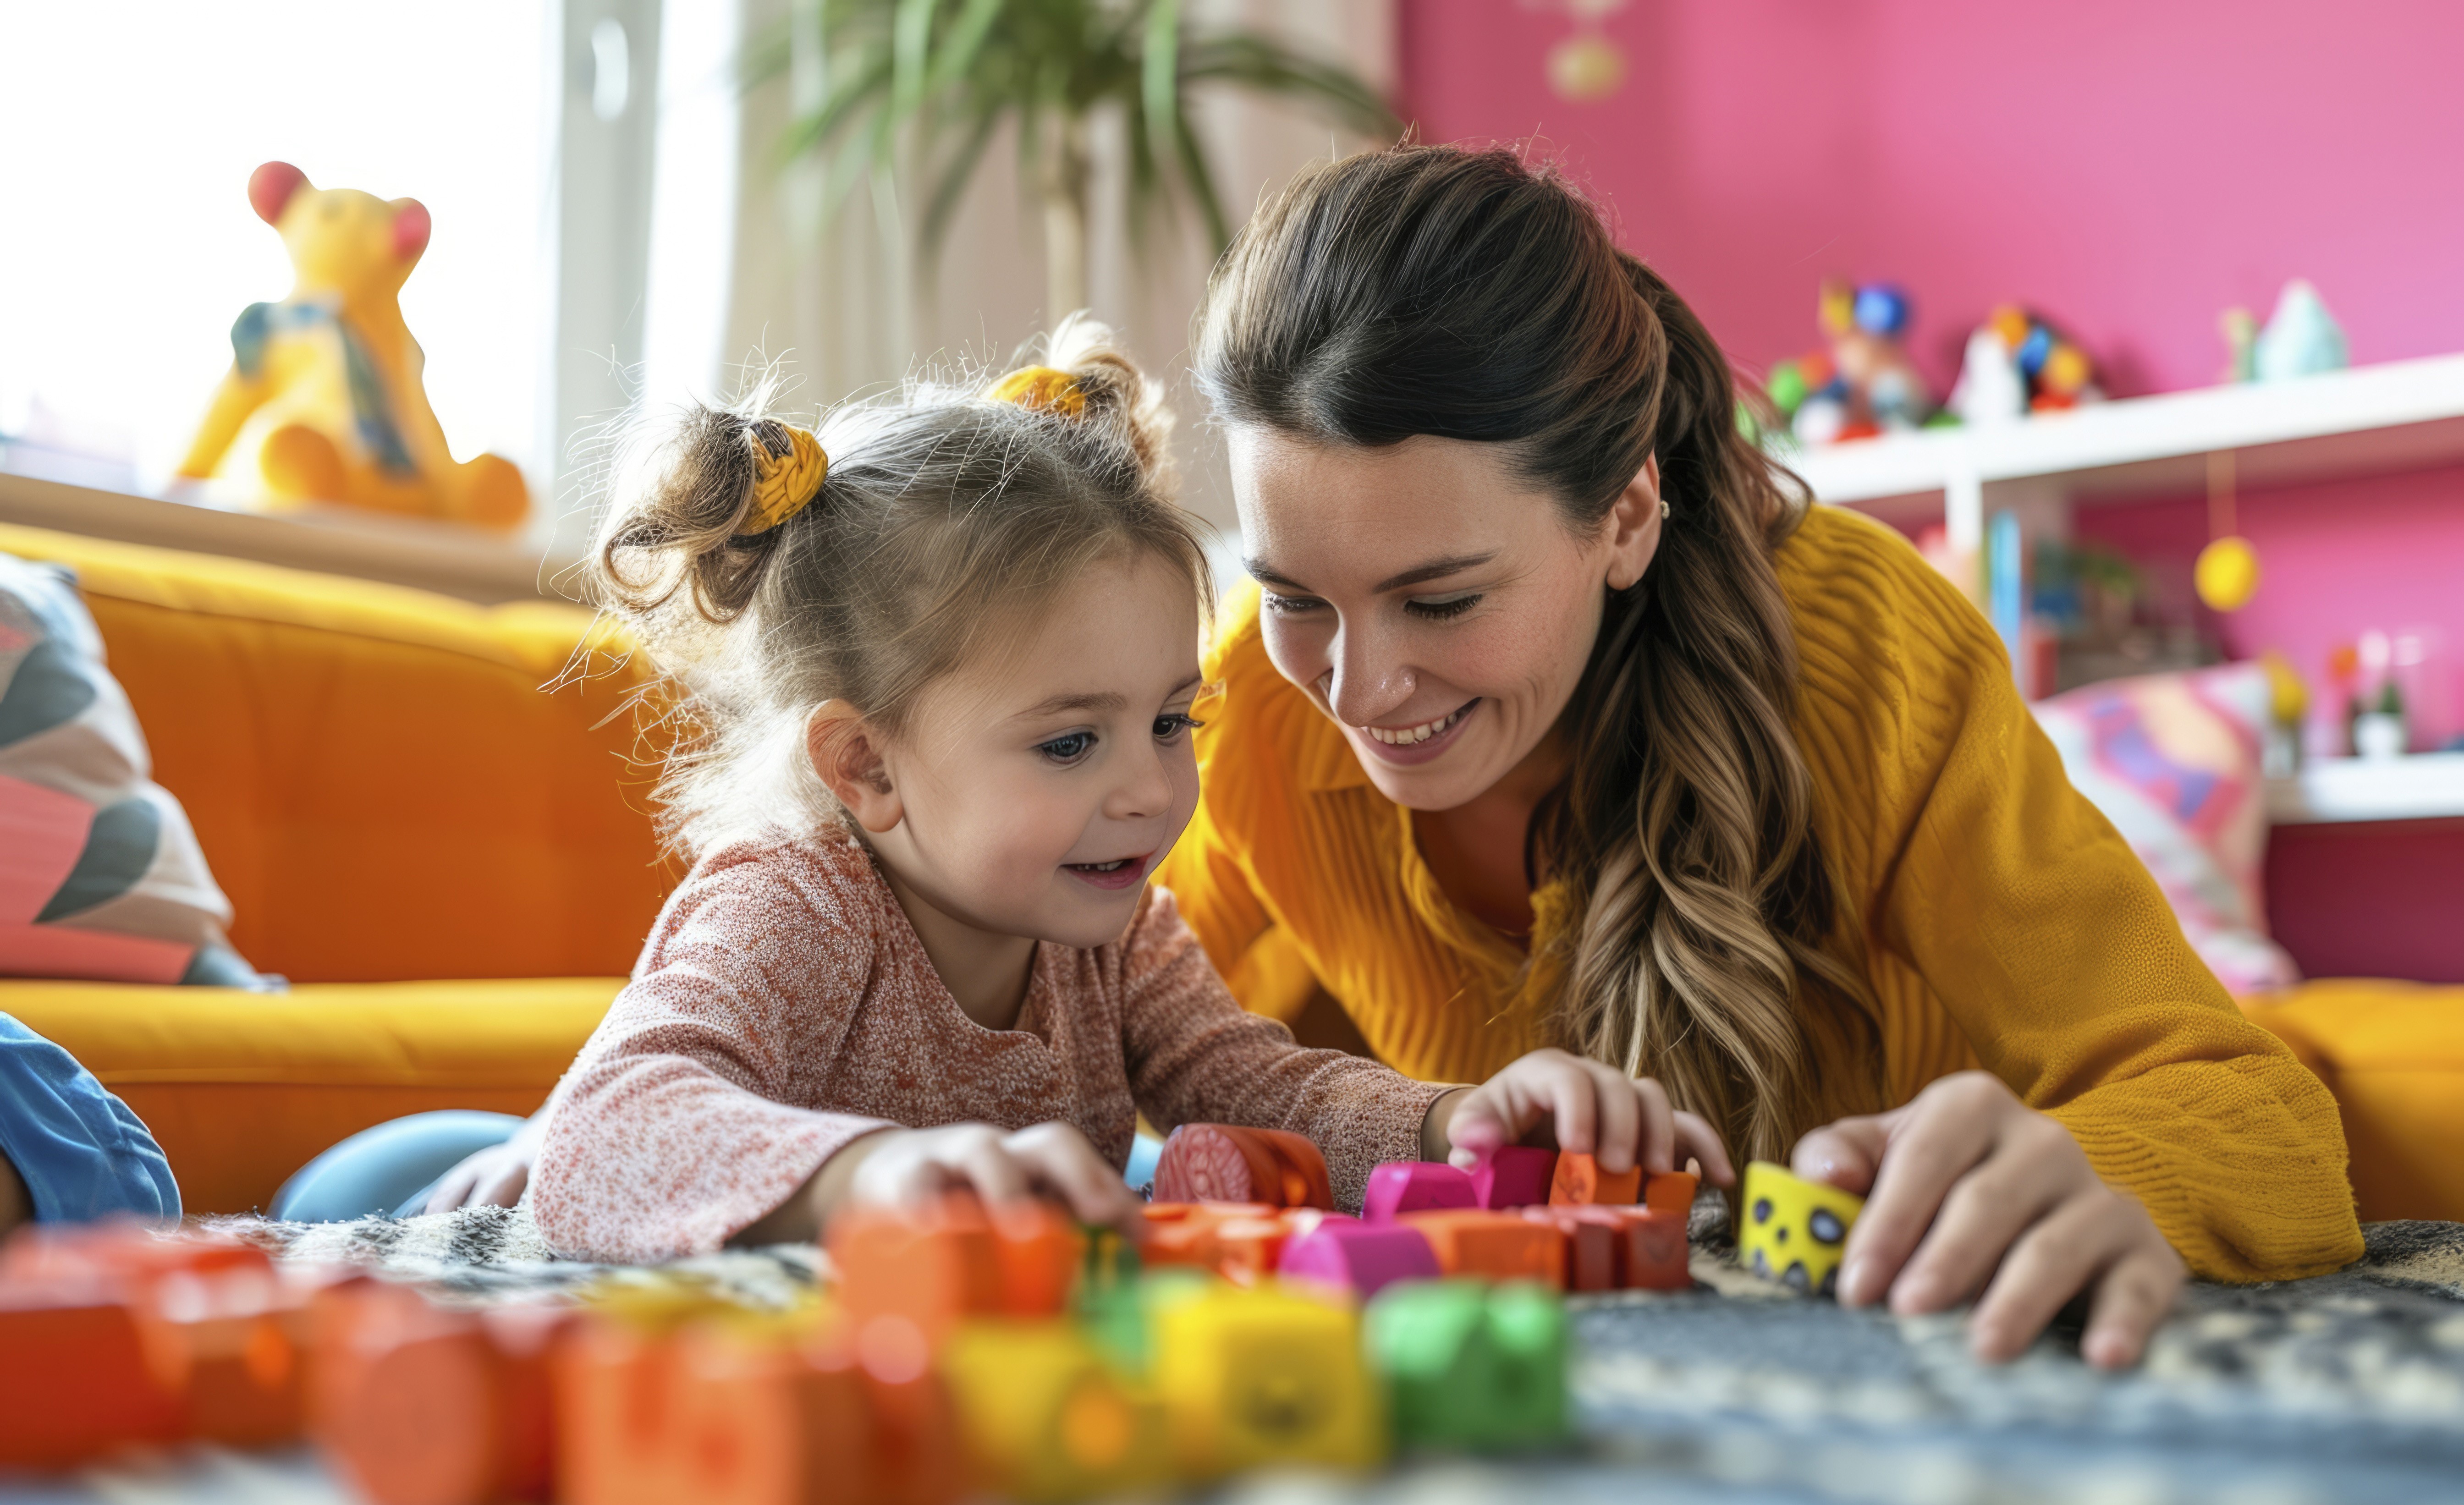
top-left (390, 199), bottom-right (431, 262)
top-left (249, 161), bottom-right (309, 225)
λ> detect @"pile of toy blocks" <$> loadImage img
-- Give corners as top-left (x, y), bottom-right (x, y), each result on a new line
top-left (0, 1126), bottom-right (1711, 1504)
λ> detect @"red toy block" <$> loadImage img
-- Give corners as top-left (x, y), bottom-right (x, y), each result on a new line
top-left (1396, 1211), bottom-right (1565, 1287)
top-left (986, 1200), bottom-right (1083, 1318)
top-left (0, 1280), bottom-right (184, 1469)
top-left (314, 1282), bottom-right (564, 1505)
top-left (1467, 1146), bottom-right (1557, 1210)
top-left (1548, 1153), bottom-right (1641, 1208)
top-left (830, 1196), bottom-right (1003, 1347)
top-left (1521, 1208), bottom-right (1617, 1293)
top-left (2, 1221), bottom-right (270, 1291)
top-left (1153, 1125), bottom-right (1333, 1210)
top-left (1362, 1161), bottom-right (1478, 1223)
top-left (1642, 1171), bottom-right (1699, 1217)
top-left (1605, 1207), bottom-right (1691, 1291)
top-left (1209, 1217), bottom-right (1291, 1285)
top-left (138, 1267), bottom-right (310, 1449)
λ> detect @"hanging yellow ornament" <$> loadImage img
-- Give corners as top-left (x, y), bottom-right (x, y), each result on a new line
top-left (1547, 34), bottom-right (1627, 102)
top-left (2195, 535), bottom-right (2261, 612)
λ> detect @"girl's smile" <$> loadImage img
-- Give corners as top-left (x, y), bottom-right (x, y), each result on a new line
top-left (1062, 851), bottom-right (1154, 890)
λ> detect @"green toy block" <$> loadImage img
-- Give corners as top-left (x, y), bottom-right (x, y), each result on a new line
top-left (1363, 1279), bottom-right (1567, 1453)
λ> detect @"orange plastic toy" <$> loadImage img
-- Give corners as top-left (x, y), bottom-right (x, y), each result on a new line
top-left (1522, 1208), bottom-right (1618, 1293)
top-left (1152, 1125), bottom-right (1334, 1210)
top-left (1548, 1153), bottom-right (1642, 1208)
top-left (831, 1195), bottom-right (1081, 1346)
top-left (1396, 1211), bottom-right (1566, 1287)
top-left (1643, 1170), bottom-right (1699, 1217)
top-left (0, 1280), bottom-right (184, 1468)
top-left (314, 1281), bottom-right (564, 1505)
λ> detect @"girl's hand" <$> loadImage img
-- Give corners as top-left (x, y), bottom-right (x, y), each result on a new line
top-left (1793, 1071), bottom-right (2184, 1368)
top-left (735, 1121), bottom-right (1148, 1247)
top-left (1426, 1047), bottom-right (1736, 1187)
top-left (422, 1115), bottom-right (545, 1214)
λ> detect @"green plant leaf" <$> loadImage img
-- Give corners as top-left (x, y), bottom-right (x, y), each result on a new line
top-left (1141, 0), bottom-right (1181, 154)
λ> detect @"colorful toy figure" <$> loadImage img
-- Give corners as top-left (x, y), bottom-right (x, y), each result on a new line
top-left (1766, 280), bottom-right (1936, 443)
top-left (1949, 305), bottom-right (2105, 423)
top-left (176, 161), bottom-right (530, 532)
top-left (1150, 1283), bottom-right (1385, 1477)
top-left (1364, 1280), bottom-right (1568, 1453)
top-left (1738, 1161), bottom-right (1864, 1297)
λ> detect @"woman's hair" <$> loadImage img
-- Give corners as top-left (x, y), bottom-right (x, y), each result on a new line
top-left (593, 316), bottom-right (1212, 855)
top-left (1196, 145), bottom-right (1879, 1163)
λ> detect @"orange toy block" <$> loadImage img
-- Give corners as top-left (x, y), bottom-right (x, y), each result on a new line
top-left (660, 1324), bottom-right (885, 1505)
top-left (1153, 1125), bottom-right (1334, 1210)
top-left (1521, 1208), bottom-right (1617, 1293)
top-left (0, 1280), bottom-right (184, 1469)
top-left (314, 1282), bottom-right (565, 1505)
top-left (138, 1267), bottom-right (310, 1449)
top-left (554, 1316), bottom-right (690, 1505)
top-left (986, 1201), bottom-right (1084, 1318)
top-left (1605, 1207), bottom-right (1692, 1291)
top-left (1397, 1211), bottom-right (1566, 1288)
top-left (1209, 1218), bottom-right (1292, 1285)
top-left (1548, 1153), bottom-right (1642, 1208)
top-left (2, 1222), bottom-right (270, 1290)
top-left (1138, 1202), bottom-right (1277, 1274)
top-left (1643, 1171), bottom-right (1699, 1217)
top-left (830, 1196), bottom-right (1003, 1346)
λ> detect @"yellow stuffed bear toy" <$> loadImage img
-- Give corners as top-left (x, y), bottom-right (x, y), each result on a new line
top-left (177, 161), bottom-right (528, 532)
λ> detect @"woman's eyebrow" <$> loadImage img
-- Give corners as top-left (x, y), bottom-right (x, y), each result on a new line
top-left (1245, 552), bottom-right (1499, 595)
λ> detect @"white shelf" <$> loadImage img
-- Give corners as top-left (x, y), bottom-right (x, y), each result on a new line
top-left (0, 471), bottom-right (578, 604)
top-left (2266, 753), bottom-right (2464, 825)
top-left (1785, 353), bottom-right (2464, 535)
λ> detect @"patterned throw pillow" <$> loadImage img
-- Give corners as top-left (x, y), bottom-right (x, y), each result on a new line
top-left (2032, 661), bottom-right (2300, 995)
top-left (0, 554), bottom-right (269, 988)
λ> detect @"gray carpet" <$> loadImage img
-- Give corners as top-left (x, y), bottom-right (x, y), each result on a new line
top-left (141, 1212), bottom-right (2464, 1505)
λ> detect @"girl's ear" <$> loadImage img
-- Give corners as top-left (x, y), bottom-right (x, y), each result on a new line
top-left (1602, 452), bottom-right (1664, 592)
top-left (807, 702), bottom-right (902, 834)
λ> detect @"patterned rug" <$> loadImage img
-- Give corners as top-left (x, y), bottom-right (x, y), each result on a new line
top-left (182, 1209), bottom-right (2464, 1505)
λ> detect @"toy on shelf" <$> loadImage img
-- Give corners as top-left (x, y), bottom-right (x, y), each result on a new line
top-left (2252, 279), bottom-right (2348, 382)
top-left (1949, 305), bottom-right (2104, 424)
top-left (1766, 280), bottom-right (1936, 444)
top-left (1737, 1161), bottom-right (1864, 1297)
top-left (1153, 1123), bottom-right (1334, 1210)
top-left (1364, 1280), bottom-right (1568, 1453)
top-left (175, 161), bottom-right (530, 532)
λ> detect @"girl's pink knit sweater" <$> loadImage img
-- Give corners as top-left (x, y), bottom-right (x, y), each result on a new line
top-left (532, 831), bottom-right (1451, 1263)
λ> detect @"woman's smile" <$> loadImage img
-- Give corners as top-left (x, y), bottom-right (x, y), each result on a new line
top-left (1354, 698), bottom-right (1480, 765)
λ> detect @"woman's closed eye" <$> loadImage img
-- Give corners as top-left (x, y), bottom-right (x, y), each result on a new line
top-left (1260, 590), bottom-right (1325, 616)
top-left (1403, 592), bottom-right (1483, 621)
top-left (1036, 731), bottom-right (1096, 764)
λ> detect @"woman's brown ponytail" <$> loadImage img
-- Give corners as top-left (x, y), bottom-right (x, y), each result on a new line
top-left (1198, 145), bottom-right (1881, 1162)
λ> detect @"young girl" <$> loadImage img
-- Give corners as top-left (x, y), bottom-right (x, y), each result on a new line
top-left (529, 322), bottom-right (1726, 1263)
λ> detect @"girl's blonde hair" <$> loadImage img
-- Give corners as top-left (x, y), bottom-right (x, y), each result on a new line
top-left (593, 316), bottom-right (1213, 856)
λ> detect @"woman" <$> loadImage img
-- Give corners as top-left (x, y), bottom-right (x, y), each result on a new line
top-left (1158, 143), bottom-right (2360, 1367)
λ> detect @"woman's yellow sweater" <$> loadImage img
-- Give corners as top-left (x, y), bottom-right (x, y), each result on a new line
top-left (1159, 504), bottom-right (2362, 1283)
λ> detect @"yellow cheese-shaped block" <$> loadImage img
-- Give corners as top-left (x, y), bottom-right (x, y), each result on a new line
top-left (1151, 1282), bottom-right (1386, 1477)
top-left (1738, 1161), bottom-right (1864, 1298)
top-left (939, 1320), bottom-right (1171, 1504)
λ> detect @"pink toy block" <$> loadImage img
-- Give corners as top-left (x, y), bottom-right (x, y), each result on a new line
top-left (1361, 1162), bottom-right (1478, 1224)
top-left (1276, 1222), bottom-right (1440, 1300)
top-left (1468, 1147), bottom-right (1558, 1210)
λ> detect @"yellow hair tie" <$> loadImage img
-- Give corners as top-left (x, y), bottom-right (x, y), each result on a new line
top-left (743, 425), bottom-right (828, 535)
top-left (989, 366), bottom-right (1087, 418)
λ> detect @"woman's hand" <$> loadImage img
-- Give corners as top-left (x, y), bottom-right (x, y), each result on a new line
top-left (1793, 1071), bottom-right (2184, 1368)
top-left (422, 1116), bottom-right (545, 1214)
top-left (1426, 1047), bottom-right (1735, 1187)
top-left (735, 1121), bottom-right (1145, 1247)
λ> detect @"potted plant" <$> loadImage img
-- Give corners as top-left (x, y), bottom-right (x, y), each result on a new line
top-left (752, 0), bottom-right (1398, 323)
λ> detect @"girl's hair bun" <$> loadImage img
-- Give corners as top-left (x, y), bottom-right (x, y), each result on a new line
top-left (1028, 313), bottom-right (1177, 488)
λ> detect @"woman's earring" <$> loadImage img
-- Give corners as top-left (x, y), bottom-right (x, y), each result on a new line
top-left (1660, 497), bottom-right (1671, 521)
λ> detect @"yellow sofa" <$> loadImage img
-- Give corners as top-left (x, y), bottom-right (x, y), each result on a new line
top-left (0, 521), bottom-right (672, 1213)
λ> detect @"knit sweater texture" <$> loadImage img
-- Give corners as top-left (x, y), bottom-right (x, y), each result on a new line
top-left (1157, 505), bottom-right (2363, 1283)
top-left (532, 833), bottom-right (1449, 1263)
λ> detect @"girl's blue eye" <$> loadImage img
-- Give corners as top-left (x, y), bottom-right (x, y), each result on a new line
top-left (1038, 731), bottom-right (1094, 763)
top-left (1154, 713), bottom-right (1204, 742)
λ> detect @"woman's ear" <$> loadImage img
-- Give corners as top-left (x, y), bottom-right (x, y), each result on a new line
top-left (1602, 453), bottom-right (1664, 591)
top-left (807, 702), bottom-right (902, 834)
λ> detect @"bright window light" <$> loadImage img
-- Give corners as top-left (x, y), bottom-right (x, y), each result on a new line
top-left (0, 2), bottom-right (555, 504)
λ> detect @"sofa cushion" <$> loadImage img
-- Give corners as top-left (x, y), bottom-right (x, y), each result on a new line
top-left (0, 975), bottom-right (621, 1213)
top-left (2240, 980), bottom-right (2464, 1224)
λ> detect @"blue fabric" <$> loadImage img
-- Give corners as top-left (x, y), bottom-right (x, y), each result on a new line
top-left (1126, 1131), bottom-right (1163, 1193)
top-left (0, 1014), bottom-right (179, 1224)
top-left (271, 1110), bottom-right (524, 1223)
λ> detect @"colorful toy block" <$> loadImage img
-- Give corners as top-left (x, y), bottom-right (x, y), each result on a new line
top-left (1362, 1161), bottom-right (1478, 1223)
top-left (1547, 1152), bottom-right (1641, 1208)
top-left (830, 1193), bottom-right (1076, 1345)
top-left (0, 1279), bottom-right (184, 1468)
top-left (1363, 1280), bottom-right (1567, 1453)
top-left (1207, 1217), bottom-right (1291, 1286)
top-left (313, 1282), bottom-right (565, 1505)
top-left (940, 1320), bottom-right (1171, 1503)
top-left (1150, 1283), bottom-right (1384, 1477)
top-left (1643, 1170), bottom-right (1699, 1217)
top-left (1738, 1160), bottom-right (1864, 1297)
top-left (1276, 1222), bottom-right (1441, 1301)
top-left (1153, 1125), bottom-right (1334, 1209)
top-left (1606, 1206), bottom-right (1692, 1291)
top-left (1396, 1211), bottom-right (1565, 1288)
top-left (661, 1322), bottom-right (886, 1505)
top-left (1519, 1208), bottom-right (1617, 1293)
top-left (1466, 1146), bottom-right (1557, 1210)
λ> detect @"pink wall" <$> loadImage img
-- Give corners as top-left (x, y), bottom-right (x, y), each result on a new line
top-left (1399, 1), bottom-right (2464, 981)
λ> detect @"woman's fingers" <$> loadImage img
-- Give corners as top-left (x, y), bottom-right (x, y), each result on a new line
top-left (1832, 1075), bottom-right (2005, 1308)
top-left (2080, 1238), bottom-right (2185, 1370)
top-left (1672, 1110), bottom-right (1735, 1187)
top-left (1790, 1110), bottom-right (1894, 1196)
top-left (1890, 1115), bottom-right (2073, 1314)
